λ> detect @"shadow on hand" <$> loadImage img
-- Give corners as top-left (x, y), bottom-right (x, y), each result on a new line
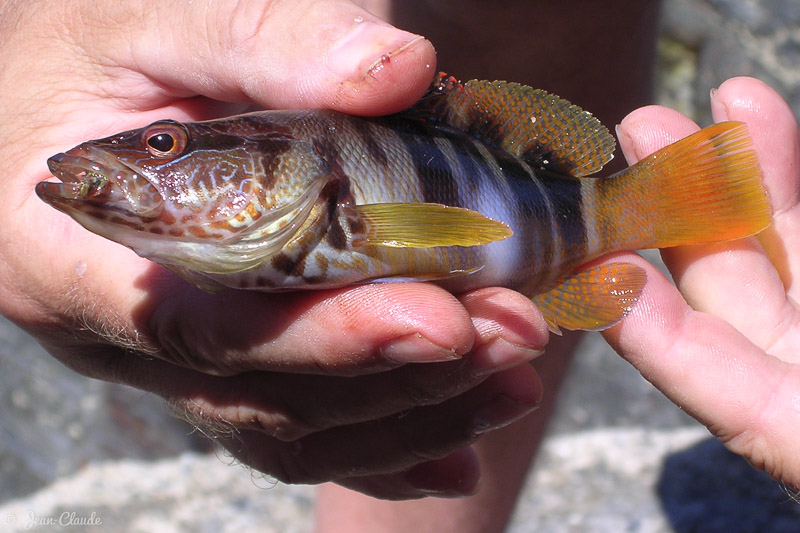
top-left (658, 437), bottom-right (800, 533)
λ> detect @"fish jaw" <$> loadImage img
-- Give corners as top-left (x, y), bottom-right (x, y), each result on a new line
top-left (38, 144), bottom-right (165, 221)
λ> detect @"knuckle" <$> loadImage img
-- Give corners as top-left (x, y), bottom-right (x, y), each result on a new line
top-left (269, 444), bottom-right (326, 485)
top-left (245, 404), bottom-right (319, 442)
top-left (222, 0), bottom-right (282, 51)
top-left (174, 377), bottom-right (322, 441)
top-left (168, 395), bottom-right (238, 438)
top-left (238, 378), bottom-right (323, 440)
top-left (152, 319), bottom-right (242, 376)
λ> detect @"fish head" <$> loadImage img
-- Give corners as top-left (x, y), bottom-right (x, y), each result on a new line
top-left (37, 116), bottom-right (328, 276)
top-left (39, 119), bottom-right (270, 237)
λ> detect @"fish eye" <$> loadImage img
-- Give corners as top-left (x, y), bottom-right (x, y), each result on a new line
top-left (147, 133), bottom-right (175, 153)
top-left (142, 121), bottom-right (188, 157)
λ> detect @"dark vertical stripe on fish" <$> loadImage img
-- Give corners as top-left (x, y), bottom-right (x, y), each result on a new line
top-left (490, 150), bottom-right (556, 272)
top-left (541, 174), bottom-right (588, 266)
top-left (452, 137), bottom-right (492, 200)
top-left (352, 118), bottom-right (390, 169)
top-left (397, 124), bottom-right (461, 207)
top-left (592, 175), bottom-right (620, 247)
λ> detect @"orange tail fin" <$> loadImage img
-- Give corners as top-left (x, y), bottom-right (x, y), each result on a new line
top-left (596, 121), bottom-right (771, 250)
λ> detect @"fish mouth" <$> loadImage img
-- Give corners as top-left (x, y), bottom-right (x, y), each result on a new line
top-left (37, 144), bottom-right (163, 219)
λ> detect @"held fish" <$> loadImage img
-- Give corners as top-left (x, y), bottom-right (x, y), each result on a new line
top-left (37, 73), bottom-right (771, 331)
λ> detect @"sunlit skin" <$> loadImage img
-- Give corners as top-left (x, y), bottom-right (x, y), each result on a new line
top-left (3, 2), bottom-right (800, 533)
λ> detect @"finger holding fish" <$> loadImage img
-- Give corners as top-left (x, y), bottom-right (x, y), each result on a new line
top-left (618, 78), bottom-right (800, 362)
top-left (144, 277), bottom-right (544, 377)
top-left (711, 78), bottom-right (800, 304)
top-left (84, 331), bottom-right (540, 499)
top-left (606, 80), bottom-right (800, 488)
top-left (0, 0), bottom-right (526, 500)
top-left (109, 310), bottom-right (542, 444)
top-left (214, 366), bottom-right (540, 498)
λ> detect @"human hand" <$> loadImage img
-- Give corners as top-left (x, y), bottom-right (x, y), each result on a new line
top-left (606, 77), bottom-right (800, 489)
top-left (0, 0), bottom-right (544, 499)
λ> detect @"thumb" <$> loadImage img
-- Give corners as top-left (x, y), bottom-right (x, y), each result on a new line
top-left (77, 0), bottom-right (437, 115)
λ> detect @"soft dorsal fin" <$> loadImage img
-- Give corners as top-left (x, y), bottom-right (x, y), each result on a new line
top-left (408, 72), bottom-right (616, 177)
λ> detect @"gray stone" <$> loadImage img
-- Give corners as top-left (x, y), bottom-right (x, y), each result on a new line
top-left (0, 315), bottom-right (207, 503)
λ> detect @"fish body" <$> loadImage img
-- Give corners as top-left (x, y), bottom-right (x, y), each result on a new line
top-left (38, 73), bottom-right (771, 331)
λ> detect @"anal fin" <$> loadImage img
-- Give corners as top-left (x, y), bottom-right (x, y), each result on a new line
top-left (531, 262), bottom-right (646, 333)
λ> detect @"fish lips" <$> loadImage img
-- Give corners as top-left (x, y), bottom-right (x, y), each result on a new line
top-left (38, 145), bottom-right (164, 219)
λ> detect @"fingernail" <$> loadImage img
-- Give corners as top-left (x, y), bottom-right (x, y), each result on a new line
top-left (615, 124), bottom-right (637, 161)
top-left (327, 21), bottom-right (424, 79)
top-left (709, 87), bottom-right (730, 121)
top-left (470, 338), bottom-right (543, 377)
top-left (471, 394), bottom-right (537, 436)
top-left (380, 333), bottom-right (461, 364)
top-left (404, 448), bottom-right (481, 497)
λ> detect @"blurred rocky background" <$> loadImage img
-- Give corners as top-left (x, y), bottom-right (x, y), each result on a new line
top-left (2, 0), bottom-right (800, 531)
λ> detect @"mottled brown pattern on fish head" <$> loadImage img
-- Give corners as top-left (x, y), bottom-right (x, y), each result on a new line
top-left (196, 116), bottom-right (297, 192)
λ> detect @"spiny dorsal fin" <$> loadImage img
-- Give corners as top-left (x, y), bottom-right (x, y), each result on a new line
top-left (409, 72), bottom-right (616, 177)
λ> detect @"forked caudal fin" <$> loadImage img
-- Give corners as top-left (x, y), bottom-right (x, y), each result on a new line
top-left (532, 121), bottom-right (771, 332)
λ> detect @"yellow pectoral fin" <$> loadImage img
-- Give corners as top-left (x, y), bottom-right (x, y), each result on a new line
top-left (531, 262), bottom-right (647, 333)
top-left (355, 203), bottom-right (512, 248)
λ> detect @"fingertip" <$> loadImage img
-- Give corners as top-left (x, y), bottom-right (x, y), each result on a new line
top-left (617, 105), bottom-right (699, 161)
top-left (123, 1), bottom-right (437, 116)
top-left (311, 283), bottom-right (475, 365)
top-left (402, 447), bottom-right (482, 498)
top-left (459, 287), bottom-right (548, 348)
top-left (329, 34), bottom-right (438, 115)
top-left (711, 76), bottom-right (788, 123)
top-left (331, 447), bottom-right (481, 499)
top-left (457, 287), bottom-right (548, 376)
top-left (486, 364), bottom-right (544, 410)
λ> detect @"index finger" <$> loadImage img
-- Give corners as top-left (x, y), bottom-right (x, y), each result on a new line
top-left (144, 280), bottom-right (476, 376)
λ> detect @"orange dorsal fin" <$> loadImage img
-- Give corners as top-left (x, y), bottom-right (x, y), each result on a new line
top-left (404, 72), bottom-right (616, 177)
top-left (531, 262), bottom-right (647, 333)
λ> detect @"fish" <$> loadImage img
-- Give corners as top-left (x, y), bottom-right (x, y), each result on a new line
top-left (37, 73), bottom-right (771, 332)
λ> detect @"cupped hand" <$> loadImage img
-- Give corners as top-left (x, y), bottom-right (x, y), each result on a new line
top-left (607, 77), bottom-right (800, 489)
top-left (0, 0), bottom-right (544, 499)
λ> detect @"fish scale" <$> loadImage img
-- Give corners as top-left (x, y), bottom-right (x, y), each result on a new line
top-left (37, 73), bottom-right (771, 331)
